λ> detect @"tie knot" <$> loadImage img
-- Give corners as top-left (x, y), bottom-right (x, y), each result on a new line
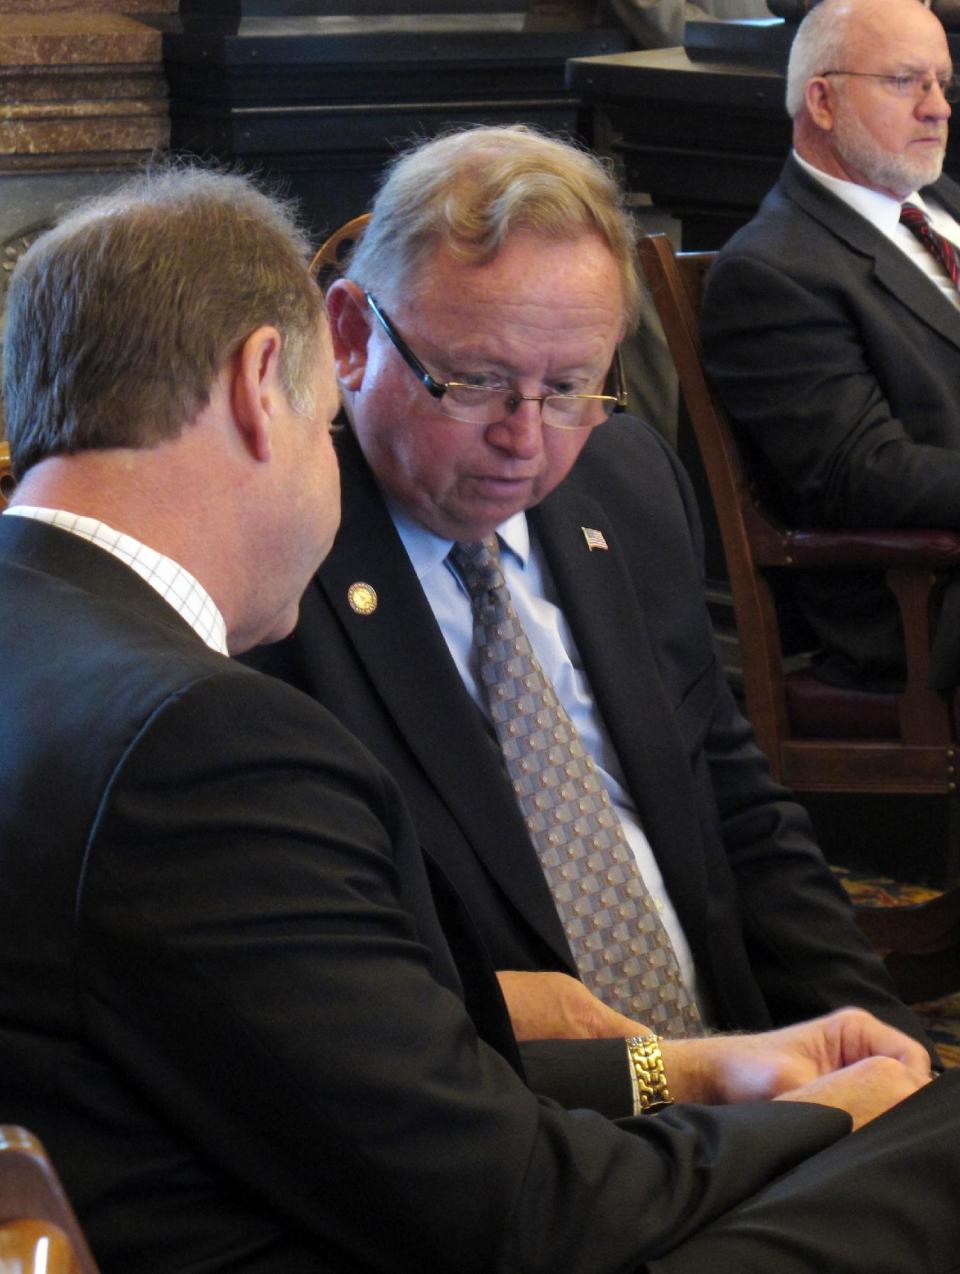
top-left (900, 201), bottom-right (928, 229)
top-left (450, 536), bottom-right (503, 598)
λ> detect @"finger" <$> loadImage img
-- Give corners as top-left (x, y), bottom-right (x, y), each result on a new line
top-left (831, 1009), bottom-right (934, 1079)
top-left (775, 1055), bottom-right (930, 1131)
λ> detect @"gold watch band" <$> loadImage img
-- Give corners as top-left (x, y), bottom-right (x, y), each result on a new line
top-left (626, 1034), bottom-right (673, 1114)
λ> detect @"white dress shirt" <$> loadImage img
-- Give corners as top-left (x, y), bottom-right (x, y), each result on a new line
top-left (794, 149), bottom-right (960, 309)
top-left (390, 503), bottom-right (705, 1012)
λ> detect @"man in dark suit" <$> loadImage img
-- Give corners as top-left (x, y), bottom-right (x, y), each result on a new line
top-left (250, 122), bottom-right (932, 1092)
top-left (4, 153), bottom-right (960, 1274)
top-left (701, 0), bottom-right (960, 690)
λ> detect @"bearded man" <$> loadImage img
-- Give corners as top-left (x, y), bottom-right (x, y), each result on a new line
top-left (701, 0), bottom-right (960, 691)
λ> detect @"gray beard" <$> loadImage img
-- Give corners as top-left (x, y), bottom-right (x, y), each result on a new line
top-left (834, 109), bottom-right (946, 199)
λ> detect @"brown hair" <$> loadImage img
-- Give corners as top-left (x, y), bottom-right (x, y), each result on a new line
top-left (3, 163), bottom-right (324, 476)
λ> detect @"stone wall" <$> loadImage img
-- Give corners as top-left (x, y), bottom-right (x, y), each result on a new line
top-left (1, 1), bottom-right (173, 171)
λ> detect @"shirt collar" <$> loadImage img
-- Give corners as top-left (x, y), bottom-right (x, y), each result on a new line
top-left (793, 148), bottom-right (918, 239)
top-left (389, 502), bottom-right (530, 581)
top-left (3, 505), bottom-right (228, 654)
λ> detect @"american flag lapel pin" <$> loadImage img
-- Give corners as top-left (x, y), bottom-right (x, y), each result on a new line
top-left (581, 526), bottom-right (608, 552)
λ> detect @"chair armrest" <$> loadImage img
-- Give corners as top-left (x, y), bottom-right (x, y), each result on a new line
top-left (746, 520), bottom-right (959, 744)
top-left (773, 527), bottom-right (960, 570)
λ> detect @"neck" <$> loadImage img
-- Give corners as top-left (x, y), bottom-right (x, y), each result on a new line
top-left (11, 442), bottom-right (242, 637)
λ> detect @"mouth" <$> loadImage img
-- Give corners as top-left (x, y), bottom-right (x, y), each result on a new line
top-left (470, 474), bottom-right (537, 496)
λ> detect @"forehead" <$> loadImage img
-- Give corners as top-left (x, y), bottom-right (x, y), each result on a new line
top-left (403, 230), bottom-right (626, 333)
top-left (847, 1), bottom-right (951, 69)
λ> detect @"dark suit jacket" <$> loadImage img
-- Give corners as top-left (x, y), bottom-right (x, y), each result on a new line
top-left (0, 513), bottom-right (871, 1274)
top-left (701, 156), bottom-right (960, 688)
top-left (250, 420), bottom-right (927, 1064)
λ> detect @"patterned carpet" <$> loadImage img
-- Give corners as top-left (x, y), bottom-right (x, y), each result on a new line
top-left (834, 866), bottom-right (960, 1068)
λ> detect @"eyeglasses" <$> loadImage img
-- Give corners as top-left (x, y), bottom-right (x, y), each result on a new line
top-left (819, 69), bottom-right (960, 102)
top-left (365, 292), bottom-right (628, 429)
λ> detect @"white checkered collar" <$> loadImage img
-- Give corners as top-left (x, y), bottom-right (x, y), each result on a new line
top-left (3, 506), bottom-right (228, 655)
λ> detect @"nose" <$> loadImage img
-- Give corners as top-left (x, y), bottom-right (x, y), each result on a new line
top-left (920, 78), bottom-right (952, 119)
top-left (485, 396), bottom-right (544, 458)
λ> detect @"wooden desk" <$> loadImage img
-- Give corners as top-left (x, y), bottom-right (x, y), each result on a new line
top-left (156, 11), bottom-right (630, 241)
top-left (568, 44), bottom-right (790, 248)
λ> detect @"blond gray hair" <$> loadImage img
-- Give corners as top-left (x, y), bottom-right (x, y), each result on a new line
top-left (346, 125), bottom-right (640, 327)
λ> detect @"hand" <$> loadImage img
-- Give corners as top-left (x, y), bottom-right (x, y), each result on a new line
top-left (772, 1055), bottom-right (931, 1131)
top-left (660, 1007), bottom-right (932, 1109)
top-left (496, 970), bottom-right (650, 1041)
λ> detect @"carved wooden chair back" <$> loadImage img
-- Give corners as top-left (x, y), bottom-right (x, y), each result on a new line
top-left (0, 441), bottom-right (14, 510)
top-left (638, 231), bottom-right (960, 988)
top-left (0, 1127), bottom-right (100, 1274)
top-left (309, 212), bottom-right (371, 291)
top-left (637, 232), bottom-right (960, 803)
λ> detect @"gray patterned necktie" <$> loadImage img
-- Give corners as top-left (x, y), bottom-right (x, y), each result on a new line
top-left (451, 536), bottom-right (700, 1035)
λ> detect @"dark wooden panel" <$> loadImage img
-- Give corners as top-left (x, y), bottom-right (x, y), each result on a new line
top-left (156, 10), bottom-right (630, 240)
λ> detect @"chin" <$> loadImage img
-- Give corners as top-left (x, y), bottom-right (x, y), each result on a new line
top-left (236, 602), bottom-right (300, 654)
top-left (264, 602), bottom-right (300, 646)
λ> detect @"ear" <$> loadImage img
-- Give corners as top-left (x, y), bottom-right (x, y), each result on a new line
top-left (326, 280), bottom-right (372, 391)
top-left (231, 325), bottom-right (285, 463)
top-left (805, 76), bottom-right (836, 131)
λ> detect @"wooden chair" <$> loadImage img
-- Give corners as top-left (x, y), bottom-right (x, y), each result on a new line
top-left (0, 1127), bottom-right (99, 1274)
top-left (0, 1219), bottom-right (85, 1274)
top-left (637, 232), bottom-right (960, 997)
top-left (638, 233), bottom-right (960, 800)
top-left (310, 212), bottom-right (371, 290)
top-left (1, 440), bottom-right (13, 509)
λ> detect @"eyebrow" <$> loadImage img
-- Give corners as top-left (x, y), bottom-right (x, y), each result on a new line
top-left (430, 344), bottom-right (603, 381)
top-left (886, 62), bottom-right (954, 74)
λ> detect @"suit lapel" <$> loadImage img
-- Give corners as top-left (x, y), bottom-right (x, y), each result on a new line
top-left (783, 158), bottom-right (960, 352)
top-left (530, 486), bottom-right (710, 934)
top-left (319, 431), bottom-right (574, 964)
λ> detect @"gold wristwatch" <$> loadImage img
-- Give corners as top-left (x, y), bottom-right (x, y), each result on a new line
top-left (626, 1034), bottom-right (673, 1114)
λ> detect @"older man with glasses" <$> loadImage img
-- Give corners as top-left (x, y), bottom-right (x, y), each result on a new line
top-left (702, 0), bottom-right (960, 693)
top-left (250, 122), bottom-right (932, 1119)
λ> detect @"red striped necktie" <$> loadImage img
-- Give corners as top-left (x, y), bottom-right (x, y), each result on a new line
top-left (900, 201), bottom-right (960, 289)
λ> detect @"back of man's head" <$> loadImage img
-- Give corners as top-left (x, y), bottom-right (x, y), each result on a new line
top-left (3, 164), bottom-right (324, 478)
top-left (345, 124), bottom-right (640, 328)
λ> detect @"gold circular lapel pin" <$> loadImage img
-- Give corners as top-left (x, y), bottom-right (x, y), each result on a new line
top-left (347, 582), bottom-right (378, 616)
